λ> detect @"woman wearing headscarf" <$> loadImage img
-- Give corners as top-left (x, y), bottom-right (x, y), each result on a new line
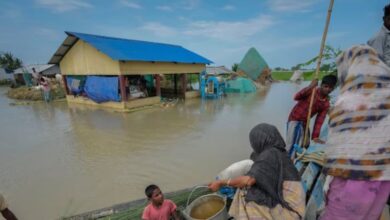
top-left (208, 123), bottom-right (305, 219)
top-left (321, 45), bottom-right (390, 219)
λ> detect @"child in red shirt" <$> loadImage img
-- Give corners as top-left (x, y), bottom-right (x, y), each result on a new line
top-left (142, 184), bottom-right (179, 220)
top-left (286, 74), bottom-right (337, 156)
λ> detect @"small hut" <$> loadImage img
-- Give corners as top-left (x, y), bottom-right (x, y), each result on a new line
top-left (290, 70), bottom-right (304, 83)
top-left (13, 64), bottom-right (60, 86)
top-left (0, 68), bottom-right (13, 82)
top-left (205, 66), bottom-right (234, 76)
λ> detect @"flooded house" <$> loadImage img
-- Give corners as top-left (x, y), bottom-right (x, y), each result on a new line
top-left (13, 64), bottom-right (60, 86)
top-left (49, 31), bottom-right (212, 110)
top-left (0, 68), bottom-right (14, 83)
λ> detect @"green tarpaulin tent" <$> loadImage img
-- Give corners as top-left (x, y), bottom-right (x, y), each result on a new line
top-left (238, 47), bottom-right (269, 81)
top-left (225, 77), bottom-right (256, 93)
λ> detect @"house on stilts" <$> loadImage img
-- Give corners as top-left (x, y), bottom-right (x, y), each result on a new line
top-left (49, 31), bottom-right (212, 110)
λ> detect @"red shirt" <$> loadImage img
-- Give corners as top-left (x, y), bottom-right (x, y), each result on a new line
top-left (288, 85), bottom-right (330, 139)
top-left (142, 199), bottom-right (177, 220)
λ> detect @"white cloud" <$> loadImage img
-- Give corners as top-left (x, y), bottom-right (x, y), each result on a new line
top-left (35, 0), bottom-right (92, 12)
top-left (182, 0), bottom-right (200, 10)
top-left (267, 0), bottom-right (320, 12)
top-left (141, 22), bottom-right (178, 37)
top-left (120, 0), bottom-right (142, 9)
top-left (34, 28), bottom-right (62, 40)
top-left (156, 5), bottom-right (173, 11)
top-left (183, 15), bottom-right (275, 41)
top-left (222, 5), bottom-right (235, 11)
top-left (139, 14), bottom-right (276, 41)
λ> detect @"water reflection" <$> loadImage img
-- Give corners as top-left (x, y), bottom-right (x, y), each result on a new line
top-left (0, 82), bottom-right (307, 219)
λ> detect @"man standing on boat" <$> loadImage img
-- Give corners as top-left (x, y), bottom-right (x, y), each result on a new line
top-left (285, 75), bottom-right (337, 156)
top-left (368, 4), bottom-right (390, 67)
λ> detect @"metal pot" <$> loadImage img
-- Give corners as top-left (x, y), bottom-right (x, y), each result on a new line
top-left (183, 186), bottom-right (228, 220)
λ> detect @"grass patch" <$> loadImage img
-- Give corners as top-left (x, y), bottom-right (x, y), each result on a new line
top-left (271, 71), bottom-right (293, 81)
top-left (272, 71), bottom-right (332, 81)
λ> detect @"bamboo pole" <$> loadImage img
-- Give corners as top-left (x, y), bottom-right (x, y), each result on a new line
top-left (302, 0), bottom-right (334, 147)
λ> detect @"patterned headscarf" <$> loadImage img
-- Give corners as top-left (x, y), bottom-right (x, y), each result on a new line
top-left (323, 45), bottom-right (390, 181)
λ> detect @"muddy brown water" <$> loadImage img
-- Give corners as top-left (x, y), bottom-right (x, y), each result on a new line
top-left (0, 83), bottom-right (309, 219)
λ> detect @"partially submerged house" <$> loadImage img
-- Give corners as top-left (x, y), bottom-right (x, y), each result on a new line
top-left (205, 66), bottom-right (234, 76)
top-left (49, 31), bottom-right (212, 110)
top-left (0, 68), bottom-right (14, 82)
top-left (13, 64), bottom-right (60, 85)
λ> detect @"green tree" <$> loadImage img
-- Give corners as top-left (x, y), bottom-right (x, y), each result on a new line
top-left (320, 63), bottom-right (331, 71)
top-left (291, 64), bottom-right (302, 71)
top-left (231, 63), bottom-right (239, 72)
top-left (0, 52), bottom-right (23, 71)
top-left (296, 45), bottom-right (342, 72)
top-left (274, 67), bottom-right (282, 71)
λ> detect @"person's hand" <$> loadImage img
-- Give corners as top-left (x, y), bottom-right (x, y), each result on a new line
top-left (208, 180), bottom-right (222, 192)
top-left (312, 138), bottom-right (325, 144)
top-left (234, 176), bottom-right (255, 189)
top-left (310, 79), bottom-right (319, 87)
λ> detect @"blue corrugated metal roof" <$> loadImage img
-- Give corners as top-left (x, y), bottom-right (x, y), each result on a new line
top-left (65, 31), bottom-right (213, 64)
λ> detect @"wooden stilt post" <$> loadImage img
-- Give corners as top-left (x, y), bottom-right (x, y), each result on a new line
top-left (181, 73), bottom-right (187, 99)
top-left (62, 75), bottom-right (70, 95)
top-left (119, 75), bottom-right (127, 101)
top-left (155, 74), bottom-right (161, 97)
top-left (174, 74), bottom-right (178, 95)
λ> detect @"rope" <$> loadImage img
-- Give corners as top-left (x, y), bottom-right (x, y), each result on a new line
top-left (295, 149), bottom-right (325, 166)
top-left (303, 0), bottom-right (335, 147)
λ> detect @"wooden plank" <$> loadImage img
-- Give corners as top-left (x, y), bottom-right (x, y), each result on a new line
top-left (125, 96), bottom-right (160, 109)
top-left (66, 95), bottom-right (126, 110)
top-left (304, 173), bottom-right (326, 220)
top-left (181, 74), bottom-right (187, 98)
top-left (62, 75), bottom-right (70, 95)
top-left (119, 61), bottom-right (205, 75)
top-left (155, 74), bottom-right (161, 96)
top-left (300, 162), bottom-right (321, 193)
top-left (185, 91), bottom-right (200, 99)
top-left (119, 75), bottom-right (127, 101)
top-left (60, 40), bottom-right (121, 75)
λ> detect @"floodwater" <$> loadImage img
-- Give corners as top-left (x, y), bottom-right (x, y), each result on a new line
top-left (0, 82), bottom-right (307, 220)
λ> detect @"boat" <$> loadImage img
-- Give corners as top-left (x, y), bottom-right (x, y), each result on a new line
top-left (62, 186), bottom-right (210, 220)
top-left (62, 143), bottom-right (327, 220)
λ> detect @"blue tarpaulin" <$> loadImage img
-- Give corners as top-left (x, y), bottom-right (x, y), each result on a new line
top-left (84, 76), bottom-right (120, 103)
top-left (67, 76), bottom-right (86, 95)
